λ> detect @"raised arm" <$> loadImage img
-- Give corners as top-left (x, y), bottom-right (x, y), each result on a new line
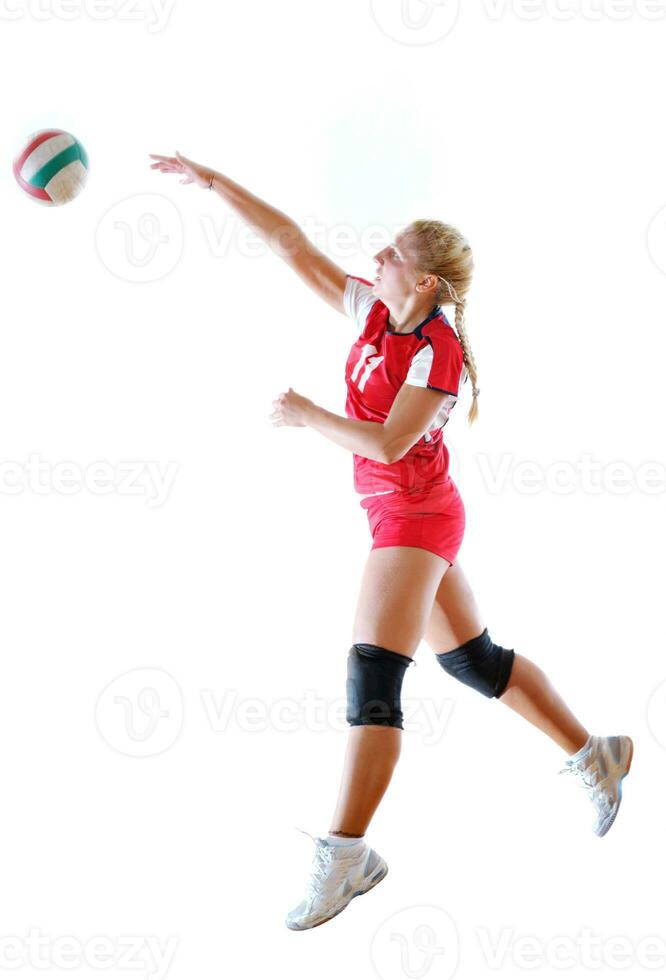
top-left (149, 152), bottom-right (348, 314)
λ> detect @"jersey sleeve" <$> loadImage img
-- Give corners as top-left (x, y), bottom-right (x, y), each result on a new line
top-left (343, 275), bottom-right (379, 333)
top-left (404, 331), bottom-right (466, 396)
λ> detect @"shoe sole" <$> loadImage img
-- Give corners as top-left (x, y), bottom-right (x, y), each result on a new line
top-left (597, 736), bottom-right (634, 837)
top-left (285, 862), bottom-right (389, 931)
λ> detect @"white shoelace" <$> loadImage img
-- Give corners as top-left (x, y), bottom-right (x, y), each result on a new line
top-left (295, 827), bottom-right (364, 898)
top-left (559, 758), bottom-right (612, 813)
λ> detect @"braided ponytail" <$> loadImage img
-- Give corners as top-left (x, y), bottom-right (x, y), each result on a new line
top-left (402, 219), bottom-right (480, 425)
top-left (454, 299), bottom-right (479, 425)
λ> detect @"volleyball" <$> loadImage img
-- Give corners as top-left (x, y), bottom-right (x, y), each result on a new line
top-left (13, 129), bottom-right (89, 205)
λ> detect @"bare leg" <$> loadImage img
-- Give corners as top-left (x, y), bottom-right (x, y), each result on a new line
top-left (329, 546), bottom-right (450, 837)
top-left (329, 727), bottom-right (402, 836)
top-left (498, 654), bottom-right (589, 754)
top-left (424, 561), bottom-right (590, 755)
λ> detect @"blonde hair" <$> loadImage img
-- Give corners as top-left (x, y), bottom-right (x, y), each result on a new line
top-left (402, 219), bottom-right (479, 425)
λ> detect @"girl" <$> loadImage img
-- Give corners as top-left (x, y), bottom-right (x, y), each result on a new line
top-left (149, 151), bottom-right (634, 932)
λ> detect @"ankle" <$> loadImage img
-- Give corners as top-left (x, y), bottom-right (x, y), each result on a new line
top-left (568, 733), bottom-right (593, 760)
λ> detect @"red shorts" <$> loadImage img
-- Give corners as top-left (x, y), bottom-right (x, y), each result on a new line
top-left (359, 477), bottom-right (466, 566)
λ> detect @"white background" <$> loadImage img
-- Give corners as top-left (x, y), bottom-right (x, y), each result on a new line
top-left (2, 0), bottom-right (665, 977)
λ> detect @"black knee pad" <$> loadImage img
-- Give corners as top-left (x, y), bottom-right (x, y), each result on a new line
top-left (435, 628), bottom-right (515, 699)
top-left (346, 643), bottom-right (414, 730)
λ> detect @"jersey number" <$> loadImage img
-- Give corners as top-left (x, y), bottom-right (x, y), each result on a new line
top-left (351, 344), bottom-right (383, 393)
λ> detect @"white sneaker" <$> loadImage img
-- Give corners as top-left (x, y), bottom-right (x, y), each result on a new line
top-left (285, 828), bottom-right (388, 931)
top-left (559, 734), bottom-right (634, 837)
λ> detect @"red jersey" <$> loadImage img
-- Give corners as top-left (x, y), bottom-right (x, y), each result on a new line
top-left (343, 274), bottom-right (468, 495)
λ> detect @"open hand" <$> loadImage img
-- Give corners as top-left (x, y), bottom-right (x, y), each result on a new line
top-left (149, 151), bottom-right (212, 188)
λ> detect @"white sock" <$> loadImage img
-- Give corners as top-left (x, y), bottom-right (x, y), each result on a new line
top-left (326, 833), bottom-right (364, 847)
top-left (568, 734), bottom-right (594, 763)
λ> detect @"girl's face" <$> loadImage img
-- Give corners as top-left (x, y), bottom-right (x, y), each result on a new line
top-left (372, 233), bottom-right (420, 305)
top-left (374, 233), bottom-right (420, 306)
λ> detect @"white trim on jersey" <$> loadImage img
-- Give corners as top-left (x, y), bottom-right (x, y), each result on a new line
top-left (405, 345), bottom-right (437, 388)
top-left (405, 354), bottom-right (469, 442)
top-left (405, 346), bottom-right (469, 395)
top-left (343, 276), bottom-right (377, 333)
